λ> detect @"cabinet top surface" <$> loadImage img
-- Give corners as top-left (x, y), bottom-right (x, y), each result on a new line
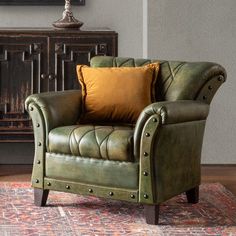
top-left (0, 27), bottom-right (117, 35)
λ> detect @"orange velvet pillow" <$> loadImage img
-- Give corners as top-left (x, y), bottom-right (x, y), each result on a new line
top-left (76, 63), bottom-right (159, 124)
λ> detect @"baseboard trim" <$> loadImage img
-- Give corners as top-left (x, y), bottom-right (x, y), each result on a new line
top-left (201, 164), bottom-right (236, 167)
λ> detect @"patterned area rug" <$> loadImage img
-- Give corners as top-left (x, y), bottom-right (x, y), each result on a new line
top-left (0, 183), bottom-right (235, 236)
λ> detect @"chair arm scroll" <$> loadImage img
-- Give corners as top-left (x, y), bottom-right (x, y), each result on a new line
top-left (134, 100), bottom-right (209, 159)
top-left (25, 90), bottom-right (82, 134)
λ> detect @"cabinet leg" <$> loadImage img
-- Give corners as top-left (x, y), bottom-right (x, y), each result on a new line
top-left (144, 204), bottom-right (160, 225)
top-left (34, 188), bottom-right (49, 206)
top-left (186, 186), bottom-right (199, 203)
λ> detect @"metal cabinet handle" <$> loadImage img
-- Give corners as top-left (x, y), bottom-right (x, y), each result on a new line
top-left (40, 73), bottom-right (46, 79)
top-left (48, 74), bottom-right (54, 80)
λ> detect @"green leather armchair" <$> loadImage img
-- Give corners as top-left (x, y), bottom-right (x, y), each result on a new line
top-left (25, 56), bottom-right (226, 224)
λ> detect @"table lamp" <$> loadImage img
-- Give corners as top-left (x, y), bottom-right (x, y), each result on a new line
top-left (53, 0), bottom-right (83, 29)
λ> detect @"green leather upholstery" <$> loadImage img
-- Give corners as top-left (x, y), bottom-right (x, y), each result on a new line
top-left (48, 125), bottom-right (134, 162)
top-left (133, 100), bottom-right (209, 160)
top-left (25, 56), bottom-right (226, 224)
top-left (91, 56), bottom-right (226, 103)
top-left (25, 90), bottom-right (82, 148)
top-left (45, 153), bottom-right (138, 189)
top-left (152, 120), bottom-right (206, 203)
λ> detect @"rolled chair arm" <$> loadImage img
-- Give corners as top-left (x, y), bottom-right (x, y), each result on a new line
top-left (25, 90), bottom-right (82, 188)
top-left (135, 100), bottom-right (209, 203)
top-left (25, 90), bottom-right (82, 135)
top-left (134, 100), bottom-right (209, 158)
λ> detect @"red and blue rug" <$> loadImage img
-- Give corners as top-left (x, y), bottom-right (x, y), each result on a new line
top-left (0, 182), bottom-right (235, 235)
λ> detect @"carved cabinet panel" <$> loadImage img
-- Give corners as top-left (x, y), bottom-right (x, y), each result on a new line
top-left (0, 36), bottom-right (47, 142)
top-left (49, 35), bottom-right (115, 91)
top-left (0, 28), bottom-right (118, 142)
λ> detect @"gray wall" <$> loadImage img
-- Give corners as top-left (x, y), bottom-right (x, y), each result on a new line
top-left (0, 0), bottom-right (143, 57)
top-left (0, 0), bottom-right (235, 164)
top-left (147, 0), bottom-right (236, 164)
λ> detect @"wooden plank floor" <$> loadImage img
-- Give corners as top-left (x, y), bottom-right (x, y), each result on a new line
top-left (0, 165), bottom-right (236, 196)
top-left (201, 165), bottom-right (236, 196)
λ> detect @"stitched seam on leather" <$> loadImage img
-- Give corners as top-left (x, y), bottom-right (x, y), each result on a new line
top-left (69, 127), bottom-right (81, 156)
top-left (117, 58), bottom-right (133, 67)
top-left (99, 130), bottom-right (113, 145)
top-left (163, 62), bottom-right (186, 96)
top-left (100, 128), bottom-right (114, 160)
top-left (86, 126), bottom-right (113, 159)
top-left (72, 131), bottom-right (80, 156)
top-left (105, 126), bottom-right (114, 160)
top-left (161, 62), bottom-right (175, 92)
top-left (76, 127), bottom-right (97, 155)
top-left (135, 60), bottom-right (151, 67)
top-left (93, 126), bottom-right (111, 146)
top-left (94, 127), bottom-right (102, 158)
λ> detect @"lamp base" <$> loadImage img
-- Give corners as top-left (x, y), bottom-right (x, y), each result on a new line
top-left (53, 15), bottom-right (83, 29)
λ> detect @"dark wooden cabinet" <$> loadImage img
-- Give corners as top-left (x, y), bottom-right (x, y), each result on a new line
top-left (0, 28), bottom-right (118, 142)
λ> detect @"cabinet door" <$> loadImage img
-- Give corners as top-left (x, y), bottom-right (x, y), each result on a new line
top-left (0, 36), bottom-right (47, 142)
top-left (49, 35), bottom-right (117, 91)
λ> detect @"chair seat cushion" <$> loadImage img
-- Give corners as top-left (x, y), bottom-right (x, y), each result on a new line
top-left (48, 125), bottom-right (134, 162)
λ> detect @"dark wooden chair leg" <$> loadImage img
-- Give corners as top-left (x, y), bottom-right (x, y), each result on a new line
top-left (144, 204), bottom-right (160, 225)
top-left (186, 186), bottom-right (199, 204)
top-left (34, 188), bottom-right (49, 206)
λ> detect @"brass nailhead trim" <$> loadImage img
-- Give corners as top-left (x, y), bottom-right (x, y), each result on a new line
top-left (143, 152), bottom-right (148, 157)
top-left (65, 185), bottom-right (70, 189)
top-left (109, 192), bottom-right (114, 196)
top-left (35, 179), bottom-right (39, 183)
top-left (208, 85), bottom-right (213, 90)
top-left (218, 77), bottom-right (223, 82)
top-left (30, 107), bottom-right (34, 111)
top-left (38, 142), bottom-right (42, 146)
top-left (36, 123), bottom-right (40, 127)
top-left (143, 171), bottom-right (148, 176)
top-left (37, 160), bottom-right (40, 164)
top-left (152, 118), bottom-right (157, 122)
top-left (143, 194), bottom-right (148, 199)
top-left (130, 194), bottom-right (135, 199)
top-left (47, 182), bottom-right (51, 186)
top-left (88, 188), bottom-right (93, 193)
top-left (145, 132), bottom-right (150, 137)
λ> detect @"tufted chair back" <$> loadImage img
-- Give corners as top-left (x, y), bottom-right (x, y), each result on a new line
top-left (90, 56), bottom-right (226, 104)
